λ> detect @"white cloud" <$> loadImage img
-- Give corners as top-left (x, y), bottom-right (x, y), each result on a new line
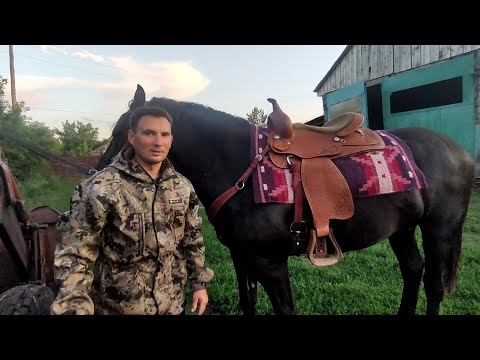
top-left (38, 45), bottom-right (105, 64)
top-left (12, 54), bottom-right (209, 101)
top-left (38, 45), bottom-right (69, 55)
top-left (2, 75), bottom-right (92, 109)
top-left (15, 75), bottom-right (94, 91)
top-left (6, 52), bottom-right (210, 138)
top-left (102, 56), bottom-right (210, 99)
top-left (71, 50), bottom-right (104, 63)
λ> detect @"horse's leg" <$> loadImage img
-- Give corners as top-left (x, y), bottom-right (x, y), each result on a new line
top-left (388, 226), bottom-right (424, 315)
top-left (254, 255), bottom-right (295, 315)
top-left (230, 250), bottom-right (258, 315)
top-left (420, 219), bottom-right (465, 315)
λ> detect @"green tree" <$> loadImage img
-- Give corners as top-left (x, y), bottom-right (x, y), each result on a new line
top-left (0, 76), bottom-right (62, 180)
top-left (246, 107), bottom-right (268, 125)
top-left (55, 120), bottom-right (100, 156)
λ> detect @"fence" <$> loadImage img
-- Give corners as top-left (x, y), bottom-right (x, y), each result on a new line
top-left (49, 156), bottom-right (101, 178)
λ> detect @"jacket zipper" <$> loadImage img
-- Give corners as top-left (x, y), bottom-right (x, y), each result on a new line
top-left (152, 175), bottom-right (176, 243)
top-left (140, 213), bottom-right (145, 255)
top-left (152, 182), bottom-right (159, 243)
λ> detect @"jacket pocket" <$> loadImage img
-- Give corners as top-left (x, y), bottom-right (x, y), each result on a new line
top-left (103, 266), bottom-right (146, 313)
top-left (172, 204), bottom-right (186, 241)
top-left (123, 212), bottom-right (145, 257)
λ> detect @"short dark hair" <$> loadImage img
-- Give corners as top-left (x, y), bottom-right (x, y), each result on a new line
top-left (129, 106), bottom-right (173, 132)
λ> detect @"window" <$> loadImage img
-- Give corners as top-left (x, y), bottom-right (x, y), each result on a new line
top-left (330, 96), bottom-right (361, 120)
top-left (390, 77), bottom-right (463, 114)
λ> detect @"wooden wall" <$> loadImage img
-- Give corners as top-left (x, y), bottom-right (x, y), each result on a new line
top-left (49, 156), bottom-right (100, 178)
top-left (317, 45), bottom-right (480, 96)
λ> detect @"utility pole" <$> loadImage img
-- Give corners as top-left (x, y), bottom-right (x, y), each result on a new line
top-left (9, 45), bottom-right (17, 108)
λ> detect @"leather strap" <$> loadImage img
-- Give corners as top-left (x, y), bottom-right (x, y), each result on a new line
top-left (207, 145), bottom-right (270, 222)
top-left (287, 156), bottom-right (305, 232)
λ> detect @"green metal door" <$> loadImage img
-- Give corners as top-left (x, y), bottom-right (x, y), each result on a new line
top-left (381, 53), bottom-right (475, 159)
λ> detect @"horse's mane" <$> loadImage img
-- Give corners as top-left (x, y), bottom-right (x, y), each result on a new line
top-left (96, 96), bottom-right (249, 171)
top-left (147, 97), bottom-right (248, 126)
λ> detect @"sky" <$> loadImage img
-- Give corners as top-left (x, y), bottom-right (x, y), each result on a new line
top-left (0, 45), bottom-right (347, 139)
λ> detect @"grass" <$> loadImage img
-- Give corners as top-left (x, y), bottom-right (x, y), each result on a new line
top-left (201, 188), bottom-right (480, 315)
top-left (18, 171), bottom-right (83, 213)
top-left (18, 173), bottom-right (480, 315)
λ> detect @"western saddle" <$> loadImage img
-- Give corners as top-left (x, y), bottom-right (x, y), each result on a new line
top-left (265, 98), bottom-right (385, 266)
top-left (206, 99), bottom-right (385, 267)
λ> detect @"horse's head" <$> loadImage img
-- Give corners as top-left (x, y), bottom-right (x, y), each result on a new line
top-left (96, 84), bottom-right (146, 170)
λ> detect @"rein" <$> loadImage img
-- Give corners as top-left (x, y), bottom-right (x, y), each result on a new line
top-left (207, 145), bottom-right (270, 222)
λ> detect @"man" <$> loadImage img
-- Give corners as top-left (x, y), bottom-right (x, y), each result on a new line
top-left (51, 106), bottom-right (214, 315)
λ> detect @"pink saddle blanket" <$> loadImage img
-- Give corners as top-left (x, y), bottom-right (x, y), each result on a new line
top-left (250, 124), bottom-right (428, 204)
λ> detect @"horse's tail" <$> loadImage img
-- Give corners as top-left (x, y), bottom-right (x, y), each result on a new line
top-left (443, 221), bottom-right (464, 294)
top-left (443, 201), bottom-right (474, 293)
top-left (443, 159), bottom-right (475, 294)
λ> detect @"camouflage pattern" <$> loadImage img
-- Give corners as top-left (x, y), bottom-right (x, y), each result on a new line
top-left (51, 147), bottom-right (214, 315)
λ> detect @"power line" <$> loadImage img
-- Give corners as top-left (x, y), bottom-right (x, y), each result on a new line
top-left (27, 108), bottom-right (119, 126)
top-left (11, 50), bottom-right (117, 79)
top-left (30, 45), bottom-right (129, 73)
top-left (27, 107), bottom-right (115, 116)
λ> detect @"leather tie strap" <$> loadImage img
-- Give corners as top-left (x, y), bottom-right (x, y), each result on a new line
top-left (207, 145), bottom-right (270, 222)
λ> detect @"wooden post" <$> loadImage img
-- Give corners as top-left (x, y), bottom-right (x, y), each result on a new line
top-left (9, 45), bottom-right (17, 108)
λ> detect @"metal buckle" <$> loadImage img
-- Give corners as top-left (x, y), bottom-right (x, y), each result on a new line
top-left (286, 155), bottom-right (294, 166)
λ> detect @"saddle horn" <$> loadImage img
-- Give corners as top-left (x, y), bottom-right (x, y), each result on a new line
top-left (267, 98), bottom-right (294, 140)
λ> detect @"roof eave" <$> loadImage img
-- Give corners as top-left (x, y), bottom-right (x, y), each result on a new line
top-left (313, 45), bottom-right (353, 93)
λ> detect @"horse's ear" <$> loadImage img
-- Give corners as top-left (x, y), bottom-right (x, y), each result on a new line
top-left (130, 84), bottom-right (146, 110)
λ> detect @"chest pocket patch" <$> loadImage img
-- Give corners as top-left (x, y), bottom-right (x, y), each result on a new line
top-left (168, 198), bottom-right (183, 205)
top-left (126, 213), bottom-right (143, 238)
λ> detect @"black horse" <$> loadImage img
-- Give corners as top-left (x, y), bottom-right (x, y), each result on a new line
top-left (97, 85), bottom-right (475, 315)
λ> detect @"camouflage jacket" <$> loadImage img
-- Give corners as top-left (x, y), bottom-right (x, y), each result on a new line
top-left (51, 147), bottom-right (214, 315)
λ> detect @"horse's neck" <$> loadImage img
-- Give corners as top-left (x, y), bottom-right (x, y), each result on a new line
top-left (170, 117), bottom-right (251, 210)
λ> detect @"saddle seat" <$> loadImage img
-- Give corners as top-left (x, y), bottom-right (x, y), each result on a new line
top-left (266, 99), bottom-right (385, 267)
top-left (293, 112), bottom-right (364, 135)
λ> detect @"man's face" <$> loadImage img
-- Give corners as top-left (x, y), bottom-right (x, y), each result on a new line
top-left (127, 115), bottom-right (173, 166)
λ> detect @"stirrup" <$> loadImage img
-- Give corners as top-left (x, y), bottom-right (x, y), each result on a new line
top-left (306, 228), bottom-right (343, 267)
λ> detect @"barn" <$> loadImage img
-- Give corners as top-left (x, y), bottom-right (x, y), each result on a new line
top-left (313, 45), bottom-right (480, 177)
